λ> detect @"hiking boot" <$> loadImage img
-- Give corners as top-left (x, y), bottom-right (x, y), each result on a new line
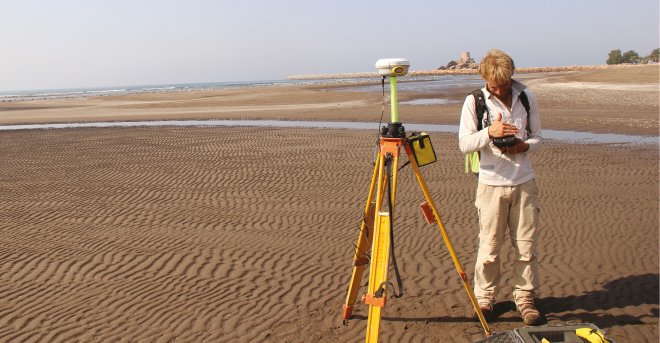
top-left (474, 302), bottom-right (494, 323)
top-left (518, 304), bottom-right (542, 325)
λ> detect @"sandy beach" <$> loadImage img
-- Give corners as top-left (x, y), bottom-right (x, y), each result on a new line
top-left (0, 65), bottom-right (657, 342)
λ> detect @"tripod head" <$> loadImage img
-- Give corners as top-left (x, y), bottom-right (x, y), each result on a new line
top-left (381, 122), bottom-right (406, 138)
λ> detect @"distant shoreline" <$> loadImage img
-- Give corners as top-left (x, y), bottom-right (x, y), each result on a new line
top-left (286, 64), bottom-right (627, 80)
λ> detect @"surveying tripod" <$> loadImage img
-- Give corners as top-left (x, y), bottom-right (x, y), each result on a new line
top-left (341, 76), bottom-right (491, 342)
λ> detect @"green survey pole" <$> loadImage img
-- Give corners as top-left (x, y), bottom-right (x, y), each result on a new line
top-left (390, 76), bottom-right (398, 123)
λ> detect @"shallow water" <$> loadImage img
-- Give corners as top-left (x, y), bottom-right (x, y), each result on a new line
top-left (399, 99), bottom-right (461, 105)
top-left (0, 76), bottom-right (484, 102)
top-left (0, 120), bottom-right (656, 145)
top-left (330, 77), bottom-right (484, 93)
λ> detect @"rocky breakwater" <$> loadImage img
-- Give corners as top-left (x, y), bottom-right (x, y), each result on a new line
top-left (411, 65), bottom-right (611, 77)
top-left (286, 72), bottom-right (381, 80)
top-left (437, 56), bottom-right (478, 70)
top-left (286, 65), bottom-right (612, 80)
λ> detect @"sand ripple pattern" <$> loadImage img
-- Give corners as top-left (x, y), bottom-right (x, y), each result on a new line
top-left (0, 127), bottom-right (657, 342)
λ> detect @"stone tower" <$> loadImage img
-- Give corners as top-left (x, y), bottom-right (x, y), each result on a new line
top-left (461, 52), bottom-right (470, 59)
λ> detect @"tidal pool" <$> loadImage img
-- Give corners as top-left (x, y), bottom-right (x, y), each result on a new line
top-left (0, 120), bottom-right (656, 145)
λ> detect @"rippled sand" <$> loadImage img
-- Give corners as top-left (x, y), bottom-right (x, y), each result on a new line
top-left (0, 66), bottom-right (657, 342)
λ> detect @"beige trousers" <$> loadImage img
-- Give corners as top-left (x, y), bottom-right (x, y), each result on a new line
top-left (474, 179), bottom-right (540, 307)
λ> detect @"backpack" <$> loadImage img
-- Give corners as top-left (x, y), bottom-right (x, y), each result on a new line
top-left (465, 89), bottom-right (531, 174)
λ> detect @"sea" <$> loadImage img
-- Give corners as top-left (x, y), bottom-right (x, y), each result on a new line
top-left (0, 75), bottom-right (485, 102)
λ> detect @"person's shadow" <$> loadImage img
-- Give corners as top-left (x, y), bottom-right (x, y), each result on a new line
top-left (350, 274), bottom-right (658, 330)
top-left (492, 273), bottom-right (659, 328)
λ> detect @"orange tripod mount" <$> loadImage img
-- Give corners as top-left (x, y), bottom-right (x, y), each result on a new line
top-left (342, 121), bottom-right (491, 342)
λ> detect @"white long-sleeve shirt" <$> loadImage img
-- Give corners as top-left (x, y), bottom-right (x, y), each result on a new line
top-left (458, 80), bottom-right (542, 186)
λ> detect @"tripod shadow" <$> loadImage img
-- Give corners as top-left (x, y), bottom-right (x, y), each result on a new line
top-left (349, 274), bottom-right (658, 328)
top-left (350, 314), bottom-right (476, 323)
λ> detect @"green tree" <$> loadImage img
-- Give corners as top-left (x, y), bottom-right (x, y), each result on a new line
top-left (622, 50), bottom-right (640, 63)
top-left (649, 48), bottom-right (659, 62)
top-left (606, 49), bottom-right (623, 65)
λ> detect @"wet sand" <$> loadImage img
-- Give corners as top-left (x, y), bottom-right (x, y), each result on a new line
top-left (0, 65), bottom-right (657, 342)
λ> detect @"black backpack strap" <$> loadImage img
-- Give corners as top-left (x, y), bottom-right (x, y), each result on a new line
top-left (470, 89), bottom-right (488, 131)
top-left (518, 90), bottom-right (531, 135)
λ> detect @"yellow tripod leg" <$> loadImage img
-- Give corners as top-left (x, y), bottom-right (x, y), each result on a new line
top-left (365, 212), bottom-right (391, 343)
top-left (405, 147), bottom-right (491, 336)
top-left (343, 154), bottom-right (381, 319)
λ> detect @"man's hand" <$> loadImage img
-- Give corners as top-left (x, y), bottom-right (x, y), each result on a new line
top-left (497, 138), bottom-right (529, 154)
top-left (488, 113), bottom-right (518, 138)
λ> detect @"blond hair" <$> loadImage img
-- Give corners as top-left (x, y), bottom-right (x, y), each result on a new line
top-left (478, 49), bottom-right (515, 86)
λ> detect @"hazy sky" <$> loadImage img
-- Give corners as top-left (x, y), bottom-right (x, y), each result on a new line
top-left (2, 0), bottom-right (658, 91)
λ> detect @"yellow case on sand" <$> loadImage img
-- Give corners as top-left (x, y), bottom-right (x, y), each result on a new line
top-left (576, 327), bottom-right (608, 342)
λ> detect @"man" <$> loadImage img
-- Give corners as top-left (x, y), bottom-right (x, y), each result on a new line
top-left (458, 49), bottom-right (543, 325)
